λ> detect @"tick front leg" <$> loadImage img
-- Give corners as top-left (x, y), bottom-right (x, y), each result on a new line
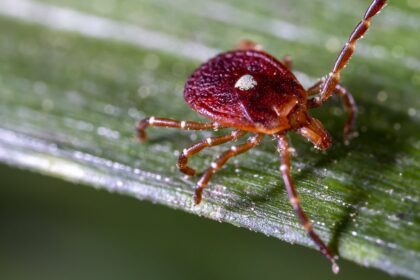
top-left (306, 79), bottom-right (324, 96)
top-left (194, 134), bottom-right (263, 205)
top-left (136, 117), bottom-right (222, 142)
top-left (275, 133), bottom-right (339, 274)
top-left (307, 81), bottom-right (357, 141)
top-left (178, 130), bottom-right (246, 176)
top-left (296, 117), bottom-right (331, 150)
top-left (334, 84), bottom-right (357, 141)
top-left (315, 0), bottom-right (387, 105)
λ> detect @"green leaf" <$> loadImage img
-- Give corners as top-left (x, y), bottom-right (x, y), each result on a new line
top-left (0, 0), bottom-right (419, 278)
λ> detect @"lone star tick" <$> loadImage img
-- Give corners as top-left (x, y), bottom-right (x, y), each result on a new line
top-left (137, 0), bottom-right (387, 273)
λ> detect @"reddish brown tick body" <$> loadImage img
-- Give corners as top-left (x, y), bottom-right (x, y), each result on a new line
top-left (137, 0), bottom-right (387, 273)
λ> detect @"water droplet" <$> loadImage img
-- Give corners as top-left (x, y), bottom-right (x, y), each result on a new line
top-left (377, 91), bottom-right (388, 102)
top-left (325, 37), bottom-right (341, 53)
top-left (97, 126), bottom-right (120, 139)
top-left (104, 104), bottom-right (117, 115)
top-left (332, 263), bottom-right (340, 274)
top-left (407, 108), bottom-right (416, 117)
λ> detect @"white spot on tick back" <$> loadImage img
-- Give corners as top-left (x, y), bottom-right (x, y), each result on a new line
top-left (235, 74), bottom-right (257, 90)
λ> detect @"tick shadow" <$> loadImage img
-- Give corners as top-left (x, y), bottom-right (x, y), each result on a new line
top-left (224, 99), bottom-right (417, 253)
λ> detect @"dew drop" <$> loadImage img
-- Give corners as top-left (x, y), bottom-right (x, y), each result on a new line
top-left (408, 108), bottom-right (416, 117)
top-left (325, 37), bottom-right (341, 53)
top-left (376, 91), bottom-right (388, 102)
top-left (332, 263), bottom-right (340, 274)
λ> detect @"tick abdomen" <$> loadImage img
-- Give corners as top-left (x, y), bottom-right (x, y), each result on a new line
top-left (184, 50), bottom-right (307, 133)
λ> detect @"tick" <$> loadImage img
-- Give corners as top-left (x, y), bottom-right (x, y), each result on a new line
top-left (137, 0), bottom-right (387, 273)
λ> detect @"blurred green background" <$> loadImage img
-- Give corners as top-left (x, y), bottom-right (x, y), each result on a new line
top-left (0, 163), bottom-right (407, 280)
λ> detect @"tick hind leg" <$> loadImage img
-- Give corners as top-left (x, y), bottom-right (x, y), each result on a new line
top-left (235, 39), bottom-right (292, 70)
top-left (312, 0), bottom-right (387, 105)
top-left (275, 133), bottom-right (339, 273)
top-left (194, 133), bottom-right (264, 205)
top-left (307, 80), bottom-right (357, 141)
top-left (178, 130), bottom-right (247, 176)
top-left (236, 39), bottom-right (264, 51)
top-left (281, 55), bottom-right (293, 70)
top-left (137, 117), bottom-right (222, 142)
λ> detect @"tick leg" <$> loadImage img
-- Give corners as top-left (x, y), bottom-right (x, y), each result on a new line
top-left (178, 130), bottom-right (247, 176)
top-left (306, 79), bottom-right (324, 96)
top-left (307, 81), bottom-right (357, 140)
top-left (335, 84), bottom-right (357, 140)
top-left (194, 134), bottom-right (263, 205)
top-left (312, 0), bottom-right (387, 105)
top-left (136, 117), bottom-right (222, 142)
top-left (282, 55), bottom-right (293, 70)
top-left (296, 116), bottom-right (331, 150)
top-left (275, 133), bottom-right (339, 274)
top-left (235, 39), bottom-right (264, 51)
top-left (235, 40), bottom-right (292, 70)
